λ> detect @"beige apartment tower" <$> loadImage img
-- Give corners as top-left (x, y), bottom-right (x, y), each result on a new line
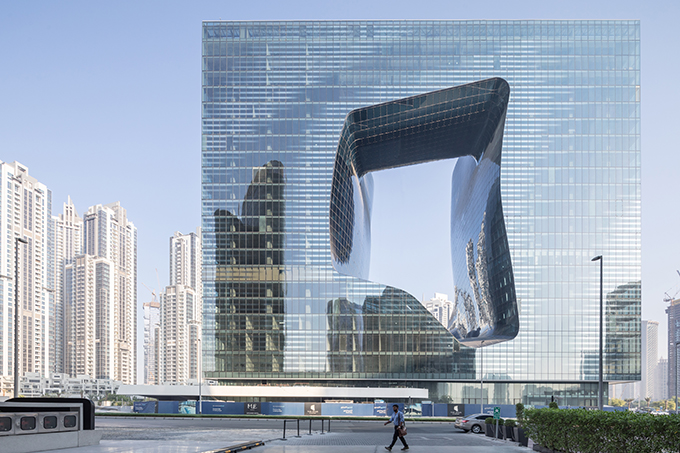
top-left (82, 202), bottom-right (137, 384)
top-left (52, 196), bottom-right (83, 375)
top-left (159, 230), bottom-right (202, 384)
top-left (0, 162), bottom-right (52, 395)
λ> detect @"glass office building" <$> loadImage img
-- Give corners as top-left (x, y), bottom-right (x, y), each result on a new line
top-left (201, 20), bottom-right (641, 406)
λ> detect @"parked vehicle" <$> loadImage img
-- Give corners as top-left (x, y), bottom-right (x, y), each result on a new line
top-left (454, 413), bottom-right (492, 434)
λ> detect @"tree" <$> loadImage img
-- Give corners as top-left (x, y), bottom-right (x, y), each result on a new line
top-left (645, 397), bottom-right (651, 408)
top-left (609, 398), bottom-right (625, 407)
top-left (624, 398), bottom-right (635, 409)
top-left (103, 393), bottom-right (133, 406)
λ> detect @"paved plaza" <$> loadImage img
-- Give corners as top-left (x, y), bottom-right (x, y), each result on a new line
top-left (28, 417), bottom-right (529, 453)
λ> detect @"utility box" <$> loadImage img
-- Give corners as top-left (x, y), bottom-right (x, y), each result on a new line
top-left (61, 411), bottom-right (80, 431)
top-left (15, 413), bottom-right (39, 435)
top-left (0, 414), bottom-right (15, 436)
top-left (37, 413), bottom-right (60, 433)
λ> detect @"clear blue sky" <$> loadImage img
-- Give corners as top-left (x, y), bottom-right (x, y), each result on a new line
top-left (2, 1), bottom-right (678, 377)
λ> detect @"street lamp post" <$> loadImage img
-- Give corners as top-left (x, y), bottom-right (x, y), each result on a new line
top-left (480, 340), bottom-right (485, 413)
top-left (14, 237), bottom-right (28, 398)
top-left (197, 337), bottom-right (202, 415)
top-left (591, 255), bottom-right (603, 410)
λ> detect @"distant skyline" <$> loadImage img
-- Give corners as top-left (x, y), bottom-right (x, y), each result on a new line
top-left (3, 0), bottom-right (679, 369)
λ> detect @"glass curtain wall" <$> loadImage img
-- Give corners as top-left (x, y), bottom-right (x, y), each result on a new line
top-left (201, 21), bottom-right (641, 402)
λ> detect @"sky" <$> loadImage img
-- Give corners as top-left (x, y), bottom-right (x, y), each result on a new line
top-left (2, 0), bottom-right (679, 378)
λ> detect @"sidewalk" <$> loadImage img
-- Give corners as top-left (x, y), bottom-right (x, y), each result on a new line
top-left (262, 431), bottom-right (529, 452)
top-left (36, 431), bottom-right (529, 453)
top-left (29, 439), bottom-right (263, 453)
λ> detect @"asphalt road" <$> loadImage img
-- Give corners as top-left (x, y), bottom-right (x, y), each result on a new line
top-left (96, 416), bottom-right (459, 440)
top-left (92, 416), bottom-right (528, 452)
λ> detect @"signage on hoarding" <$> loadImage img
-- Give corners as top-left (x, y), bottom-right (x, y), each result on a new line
top-left (304, 402), bottom-right (320, 415)
top-left (245, 402), bottom-right (261, 415)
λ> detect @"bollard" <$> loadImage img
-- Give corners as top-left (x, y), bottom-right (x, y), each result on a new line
top-left (328, 418), bottom-right (331, 432)
top-left (321, 418), bottom-right (325, 435)
top-left (308, 419), bottom-right (312, 435)
top-left (281, 419), bottom-right (288, 441)
top-left (296, 418), bottom-right (301, 437)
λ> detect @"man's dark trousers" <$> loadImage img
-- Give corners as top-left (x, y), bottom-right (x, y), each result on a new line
top-left (389, 426), bottom-right (408, 449)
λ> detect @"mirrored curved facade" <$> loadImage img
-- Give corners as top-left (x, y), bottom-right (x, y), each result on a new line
top-left (202, 20), bottom-right (641, 406)
top-left (330, 79), bottom-right (518, 346)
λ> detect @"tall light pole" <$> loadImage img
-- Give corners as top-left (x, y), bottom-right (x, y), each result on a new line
top-left (591, 255), bottom-right (603, 410)
top-left (14, 237), bottom-right (28, 398)
top-left (480, 340), bottom-right (485, 413)
top-left (197, 337), bottom-right (202, 415)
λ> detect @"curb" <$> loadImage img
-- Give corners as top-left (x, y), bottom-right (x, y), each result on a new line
top-left (201, 440), bottom-right (265, 453)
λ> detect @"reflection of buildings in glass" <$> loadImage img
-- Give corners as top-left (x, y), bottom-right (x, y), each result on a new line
top-left (424, 293), bottom-right (454, 327)
top-left (579, 350), bottom-right (599, 382)
top-left (202, 21), bottom-right (641, 406)
top-left (579, 282), bottom-right (640, 392)
top-left (213, 161), bottom-right (286, 373)
top-left (450, 173), bottom-right (516, 346)
top-left (326, 298), bottom-right (364, 373)
top-left (360, 287), bottom-right (475, 377)
top-left (460, 384), bottom-right (489, 405)
top-left (330, 79), bottom-right (517, 347)
top-left (486, 373), bottom-right (511, 404)
top-left (521, 383), bottom-right (599, 408)
top-left (605, 281), bottom-right (641, 381)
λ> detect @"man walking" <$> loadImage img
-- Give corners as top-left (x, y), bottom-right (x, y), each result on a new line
top-left (384, 404), bottom-right (408, 450)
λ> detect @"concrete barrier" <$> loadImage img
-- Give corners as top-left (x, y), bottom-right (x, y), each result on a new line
top-left (0, 399), bottom-right (100, 453)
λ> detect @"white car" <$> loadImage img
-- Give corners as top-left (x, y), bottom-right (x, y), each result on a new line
top-left (454, 413), bottom-right (492, 434)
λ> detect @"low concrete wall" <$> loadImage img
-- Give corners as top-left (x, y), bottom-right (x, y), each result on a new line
top-left (0, 429), bottom-right (102, 453)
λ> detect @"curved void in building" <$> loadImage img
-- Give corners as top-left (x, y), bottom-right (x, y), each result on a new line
top-left (330, 78), bottom-right (518, 347)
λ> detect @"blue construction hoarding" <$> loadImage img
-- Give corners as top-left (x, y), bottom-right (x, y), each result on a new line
top-left (135, 401), bottom-right (527, 417)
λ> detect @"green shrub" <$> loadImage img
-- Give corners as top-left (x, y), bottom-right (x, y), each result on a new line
top-left (497, 418), bottom-right (505, 425)
top-left (548, 401), bottom-right (559, 409)
top-left (505, 419), bottom-right (516, 427)
top-left (522, 408), bottom-right (680, 453)
top-left (515, 403), bottom-right (524, 422)
top-left (485, 417), bottom-right (494, 424)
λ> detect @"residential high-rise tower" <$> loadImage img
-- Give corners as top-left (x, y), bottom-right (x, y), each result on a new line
top-left (159, 230), bottom-right (202, 384)
top-left (64, 254), bottom-right (114, 379)
top-left (51, 196), bottom-right (83, 376)
top-left (667, 299), bottom-right (680, 402)
top-left (143, 300), bottom-right (160, 384)
top-left (82, 202), bottom-right (137, 384)
top-left (0, 162), bottom-right (53, 395)
top-left (641, 320), bottom-right (659, 399)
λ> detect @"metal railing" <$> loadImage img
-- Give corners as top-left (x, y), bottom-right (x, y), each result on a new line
top-left (281, 417), bottom-right (331, 440)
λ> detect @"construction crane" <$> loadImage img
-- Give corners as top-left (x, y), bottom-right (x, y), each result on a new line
top-left (663, 270), bottom-right (680, 303)
top-left (142, 268), bottom-right (164, 304)
top-left (142, 282), bottom-right (157, 303)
